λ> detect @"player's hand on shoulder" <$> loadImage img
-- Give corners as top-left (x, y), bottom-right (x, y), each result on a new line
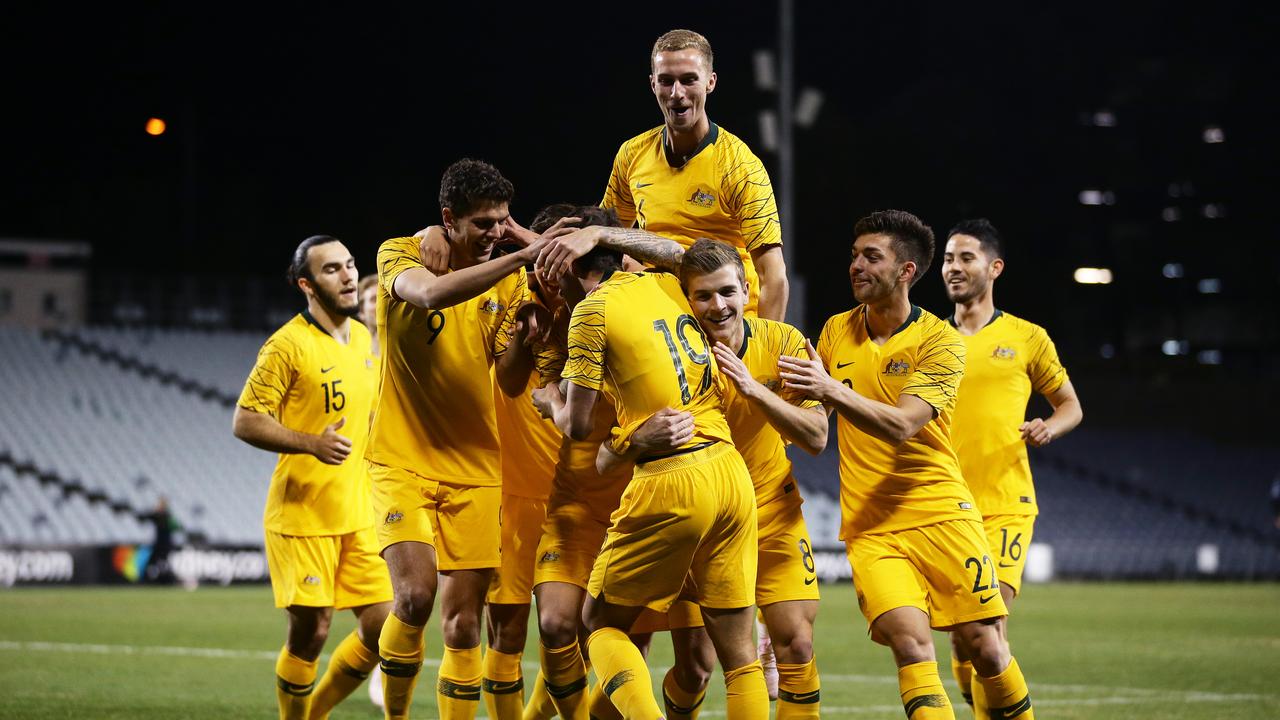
top-left (515, 301), bottom-right (553, 346)
top-left (778, 339), bottom-right (841, 403)
top-left (414, 225), bottom-right (450, 274)
top-left (711, 342), bottom-right (765, 399)
top-left (312, 416), bottom-right (353, 465)
top-left (535, 225), bottom-right (603, 281)
top-left (633, 408), bottom-right (695, 454)
top-left (1020, 418), bottom-right (1053, 447)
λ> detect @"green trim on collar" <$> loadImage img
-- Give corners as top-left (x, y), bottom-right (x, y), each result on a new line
top-left (662, 123), bottom-right (719, 168)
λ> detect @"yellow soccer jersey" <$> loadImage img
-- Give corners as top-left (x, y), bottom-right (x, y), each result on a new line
top-left (950, 311), bottom-right (1068, 517)
top-left (601, 124), bottom-right (781, 314)
top-left (816, 305), bottom-right (981, 538)
top-left (495, 371), bottom-right (559, 501)
top-left (563, 271), bottom-right (733, 453)
top-left (366, 236), bottom-right (526, 486)
top-left (238, 313), bottom-right (378, 536)
top-left (725, 317), bottom-right (822, 505)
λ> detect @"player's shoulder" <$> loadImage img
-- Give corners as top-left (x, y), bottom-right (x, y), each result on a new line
top-left (915, 307), bottom-right (963, 345)
top-left (997, 310), bottom-right (1053, 343)
top-left (266, 314), bottom-right (311, 345)
top-left (714, 125), bottom-right (766, 166)
top-left (349, 320), bottom-right (372, 345)
top-left (747, 316), bottom-right (804, 352)
top-left (819, 307), bottom-right (859, 339)
top-left (378, 236), bottom-right (419, 258)
top-left (618, 126), bottom-right (665, 155)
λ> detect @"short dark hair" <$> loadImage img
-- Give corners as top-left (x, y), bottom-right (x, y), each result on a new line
top-left (679, 238), bottom-right (744, 287)
top-left (287, 235), bottom-right (341, 289)
top-left (438, 158), bottom-right (514, 219)
top-left (947, 218), bottom-right (1003, 260)
top-left (529, 203), bottom-right (579, 234)
top-left (652, 29), bottom-right (713, 72)
top-left (853, 210), bottom-right (935, 286)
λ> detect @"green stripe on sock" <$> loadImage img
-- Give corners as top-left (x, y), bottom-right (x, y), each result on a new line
top-left (904, 693), bottom-right (948, 717)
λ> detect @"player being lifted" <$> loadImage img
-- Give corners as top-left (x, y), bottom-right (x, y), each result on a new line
top-left (366, 159), bottom-right (546, 720)
top-left (779, 210), bottom-right (1035, 719)
top-left (541, 230), bottom-right (827, 719)
top-left (534, 235), bottom-right (770, 720)
top-left (941, 219), bottom-right (1082, 714)
top-left (232, 235), bottom-right (392, 720)
top-left (602, 29), bottom-right (789, 321)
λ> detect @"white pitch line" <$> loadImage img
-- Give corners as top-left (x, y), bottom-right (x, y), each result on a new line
top-left (0, 640), bottom-right (1270, 709)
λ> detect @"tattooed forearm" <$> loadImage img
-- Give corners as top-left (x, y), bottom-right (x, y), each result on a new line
top-left (600, 228), bottom-right (685, 271)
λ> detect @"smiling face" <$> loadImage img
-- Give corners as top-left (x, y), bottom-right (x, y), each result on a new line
top-left (651, 48), bottom-right (716, 135)
top-left (443, 201), bottom-right (510, 268)
top-left (684, 264), bottom-right (746, 347)
top-left (849, 233), bottom-right (913, 305)
top-left (300, 241), bottom-right (359, 318)
top-left (942, 233), bottom-right (1003, 303)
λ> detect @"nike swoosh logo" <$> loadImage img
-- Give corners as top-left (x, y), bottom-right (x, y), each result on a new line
top-left (636, 182), bottom-right (653, 188)
top-left (835, 361), bottom-right (855, 368)
top-left (804, 576), bottom-right (816, 585)
top-left (998, 561), bottom-right (1017, 568)
top-left (321, 366), bottom-right (335, 373)
top-left (979, 593), bottom-right (998, 604)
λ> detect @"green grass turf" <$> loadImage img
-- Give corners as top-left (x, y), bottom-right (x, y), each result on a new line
top-left (1, 582), bottom-right (1278, 718)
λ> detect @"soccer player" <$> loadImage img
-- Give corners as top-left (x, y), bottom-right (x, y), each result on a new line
top-left (534, 238), bottom-right (770, 720)
top-left (601, 29), bottom-right (789, 321)
top-left (366, 159), bottom-right (546, 720)
top-left (779, 210), bottom-right (1035, 719)
top-left (232, 235), bottom-right (392, 720)
top-left (941, 218), bottom-right (1082, 713)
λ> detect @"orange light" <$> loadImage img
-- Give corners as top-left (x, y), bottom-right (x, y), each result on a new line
top-left (145, 118), bottom-right (166, 136)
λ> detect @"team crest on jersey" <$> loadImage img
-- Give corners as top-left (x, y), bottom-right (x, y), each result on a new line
top-left (686, 185), bottom-right (716, 209)
top-left (480, 299), bottom-right (504, 315)
top-left (883, 358), bottom-right (911, 376)
top-left (539, 551), bottom-right (560, 564)
top-left (991, 345), bottom-right (1017, 360)
top-left (303, 575), bottom-right (321, 586)
top-left (384, 511), bottom-right (403, 525)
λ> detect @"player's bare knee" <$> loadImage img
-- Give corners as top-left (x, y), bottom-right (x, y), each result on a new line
top-left (393, 584), bottom-right (435, 625)
top-left (286, 607), bottom-right (332, 659)
top-left (956, 620), bottom-right (1009, 676)
top-left (538, 608), bottom-right (579, 649)
top-left (440, 609), bottom-right (484, 649)
top-left (885, 631), bottom-right (934, 666)
top-left (775, 632), bottom-right (814, 665)
top-left (672, 659), bottom-right (712, 693)
top-left (490, 612), bottom-right (530, 654)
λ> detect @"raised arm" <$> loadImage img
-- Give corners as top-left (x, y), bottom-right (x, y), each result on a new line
top-left (537, 226), bottom-right (685, 279)
top-left (393, 239), bottom-right (544, 311)
top-left (751, 245), bottom-right (790, 321)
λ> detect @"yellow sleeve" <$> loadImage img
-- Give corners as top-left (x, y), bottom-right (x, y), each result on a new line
top-left (563, 292), bottom-right (607, 391)
top-left (377, 237), bottom-right (421, 299)
top-left (534, 340), bottom-right (566, 386)
top-left (815, 316), bottom-right (836, 370)
top-left (601, 142), bottom-right (637, 228)
top-left (493, 269), bottom-right (529, 358)
top-left (901, 324), bottom-right (965, 414)
top-left (777, 323), bottom-right (823, 409)
top-left (237, 331), bottom-right (299, 418)
top-left (1027, 324), bottom-right (1068, 395)
top-left (722, 147), bottom-right (781, 253)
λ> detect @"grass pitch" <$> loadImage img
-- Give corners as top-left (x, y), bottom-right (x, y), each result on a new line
top-left (1, 582), bottom-right (1278, 718)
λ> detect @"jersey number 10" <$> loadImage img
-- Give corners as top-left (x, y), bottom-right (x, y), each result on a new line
top-left (653, 315), bottom-right (713, 405)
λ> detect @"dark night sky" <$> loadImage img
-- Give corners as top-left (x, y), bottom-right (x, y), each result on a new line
top-left (3, 2), bottom-right (1277, 356)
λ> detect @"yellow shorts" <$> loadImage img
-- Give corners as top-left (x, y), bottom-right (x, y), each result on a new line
top-left (588, 443), bottom-right (757, 612)
top-left (533, 493), bottom-right (611, 591)
top-left (982, 514), bottom-right (1035, 596)
top-left (756, 489), bottom-right (821, 606)
top-left (846, 519), bottom-right (1008, 629)
top-left (368, 461), bottom-right (502, 571)
top-left (488, 494), bottom-right (549, 604)
top-left (264, 527), bottom-right (393, 610)
top-left (629, 600), bottom-right (705, 634)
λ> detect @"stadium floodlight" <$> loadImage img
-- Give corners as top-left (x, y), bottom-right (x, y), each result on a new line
top-left (1073, 267), bottom-right (1113, 284)
top-left (795, 88), bottom-right (823, 128)
top-left (1197, 278), bottom-right (1222, 294)
top-left (1161, 263), bottom-right (1184, 279)
top-left (1099, 343), bottom-right (1116, 359)
top-left (1202, 126), bottom-right (1224, 143)
top-left (1201, 203), bottom-right (1224, 219)
top-left (145, 118), bottom-right (166, 136)
top-left (1078, 189), bottom-right (1115, 206)
top-left (1161, 207), bottom-right (1181, 222)
top-left (758, 109), bottom-right (778, 152)
top-left (1092, 109), bottom-right (1116, 127)
top-left (753, 49), bottom-right (777, 91)
top-left (1196, 349), bottom-right (1223, 365)
top-left (1162, 339), bottom-right (1189, 356)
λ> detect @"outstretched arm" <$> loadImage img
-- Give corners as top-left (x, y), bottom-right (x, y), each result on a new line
top-left (537, 226), bottom-right (685, 279)
top-left (393, 238), bottom-right (546, 310)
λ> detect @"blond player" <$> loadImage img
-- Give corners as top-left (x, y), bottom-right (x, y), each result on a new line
top-left (779, 210), bottom-right (1035, 719)
top-left (534, 237), bottom-right (769, 720)
top-left (232, 235), bottom-right (392, 720)
top-left (941, 218), bottom-right (1082, 713)
top-left (366, 159), bottom-right (547, 720)
top-left (601, 29), bottom-right (788, 320)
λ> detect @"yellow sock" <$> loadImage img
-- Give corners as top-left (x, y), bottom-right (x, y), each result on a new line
top-left (310, 631), bottom-right (379, 719)
top-left (483, 648), bottom-right (525, 720)
top-left (378, 614), bottom-right (425, 720)
top-left (437, 645), bottom-right (483, 720)
top-left (898, 661), bottom-right (954, 719)
top-left (522, 671), bottom-right (558, 720)
top-left (976, 657), bottom-right (1033, 718)
top-left (541, 642), bottom-right (590, 720)
top-left (776, 659), bottom-right (820, 719)
top-left (662, 668), bottom-right (706, 719)
top-left (723, 660), bottom-right (769, 720)
top-left (589, 679), bottom-right (623, 720)
top-left (972, 672), bottom-right (987, 717)
top-left (586, 628), bottom-right (662, 720)
top-left (275, 647), bottom-right (318, 720)
top-left (950, 656), bottom-right (974, 709)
